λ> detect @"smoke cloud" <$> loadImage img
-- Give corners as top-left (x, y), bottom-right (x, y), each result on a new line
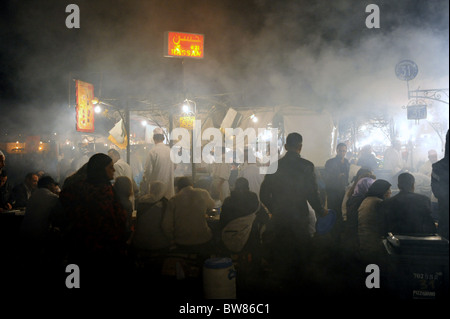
top-left (0, 0), bottom-right (448, 141)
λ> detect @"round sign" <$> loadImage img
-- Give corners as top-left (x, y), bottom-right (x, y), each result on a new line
top-left (395, 60), bottom-right (419, 81)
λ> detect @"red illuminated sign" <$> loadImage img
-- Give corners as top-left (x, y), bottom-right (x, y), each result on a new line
top-left (164, 31), bottom-right (204, 59)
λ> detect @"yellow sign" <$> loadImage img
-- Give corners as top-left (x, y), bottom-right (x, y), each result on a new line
top-left (180, 116), bottom-right (195, 130)
top-left (75, 80), bottom-right (95, 132)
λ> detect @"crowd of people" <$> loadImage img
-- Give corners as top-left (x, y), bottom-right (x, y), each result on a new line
top-left (0, 127), bottom-right (448, 299)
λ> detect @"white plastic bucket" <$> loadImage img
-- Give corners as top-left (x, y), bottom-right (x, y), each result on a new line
top-left (203, 257), bottom-right (236, 299)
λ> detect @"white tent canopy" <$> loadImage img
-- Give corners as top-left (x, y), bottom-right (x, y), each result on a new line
top-left (134, 104), bottom-right (336, 167)
top-left (239, 106), bottom-right (336, 167)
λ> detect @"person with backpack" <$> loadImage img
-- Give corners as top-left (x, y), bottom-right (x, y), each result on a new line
top-left (220, 177), bottom-right (270, 255)
top-left (220, 177), bottom-right (270, 292)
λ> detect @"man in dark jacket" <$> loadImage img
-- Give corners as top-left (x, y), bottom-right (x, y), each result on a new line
top-left (0, 170), bottom-right (13, 211)
top-left (324, 142), bottom-right (350, 219)
top-left (381, 172), bottom-right (436, 235)
top-left (260, 132), bottom-right (327, 291)
top-left (432, 129), bottom-right (449, 239)
top-left (11, 172), bottom-right (39, 208)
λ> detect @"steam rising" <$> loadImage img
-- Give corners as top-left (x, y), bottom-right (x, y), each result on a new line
top-left (1, 0), bottom-right (448, 138)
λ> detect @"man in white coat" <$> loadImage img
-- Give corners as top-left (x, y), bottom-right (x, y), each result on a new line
top-left (238, 148), bottom-right (264, 199)
top-left (142, 127), bottom-right (175, 199)
top-left (108, 148), bottom-right (138, 208)
top-left (383, 140), bottom-right (404, 179)
top-left (210, 148), bottom-right (231, 203)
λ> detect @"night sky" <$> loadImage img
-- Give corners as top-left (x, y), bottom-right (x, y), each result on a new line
top-left (0, 0), bottom-right (448, 136)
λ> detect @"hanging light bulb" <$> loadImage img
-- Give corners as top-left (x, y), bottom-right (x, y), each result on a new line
top-left (182, 101), bottom-right (190, 113)
top-left (94, 105), bottom-right (102, 114)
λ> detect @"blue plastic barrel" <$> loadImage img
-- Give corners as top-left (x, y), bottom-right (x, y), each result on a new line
top-left (203, 257), bottom-right (236, 299)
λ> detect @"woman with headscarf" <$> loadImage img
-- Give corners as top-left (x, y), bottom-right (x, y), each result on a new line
top-left (59, 153), bottom-right (128, 288)
top-left (343, 176), bottom-right (376, 257)
top-left (341, 168), bottom-right (376, 221)
top-left (357, 179), bottom-right (392, 265)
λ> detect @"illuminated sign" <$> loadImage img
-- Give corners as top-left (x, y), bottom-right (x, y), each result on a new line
top-left (75, 80), bottom-right (95, 132)
top-left (164, 31), bottom-right (204, 59)
top-left (6, 142), bottom-right (26, 154)
top-left (180, 116), bottom-right (196, 130)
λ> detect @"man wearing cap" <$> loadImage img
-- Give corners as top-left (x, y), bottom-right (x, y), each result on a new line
top-left (142, 127), bottom-right (175, 199)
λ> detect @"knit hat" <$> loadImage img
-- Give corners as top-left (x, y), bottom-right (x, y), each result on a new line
top-left (366, 179), bottom-right (391, 199)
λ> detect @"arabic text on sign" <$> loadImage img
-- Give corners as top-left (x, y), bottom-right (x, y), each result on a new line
top-left (165, 31), bottom-right (204, 59)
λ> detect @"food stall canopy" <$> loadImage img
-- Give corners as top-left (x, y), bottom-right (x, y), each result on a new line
top-left (239, 106), bottom-right (336, 167)
top-left (281, 106), bottom-right (336, 167)
top-left (131, 103), bottom-right (336, 166)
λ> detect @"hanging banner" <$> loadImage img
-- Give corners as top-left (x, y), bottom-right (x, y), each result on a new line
top-left (108, 119), bottom-right (128, 149)
top-left (164, 31), bottom-right (204, 59)
top-left (75, 80), bottom-right (95, 132)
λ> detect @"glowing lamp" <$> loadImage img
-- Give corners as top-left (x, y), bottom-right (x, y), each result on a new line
top-left (94, 105), bottom-right (102, 114)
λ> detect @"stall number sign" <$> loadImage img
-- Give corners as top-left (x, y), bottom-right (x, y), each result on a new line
top-left (164, 31), bottom-right (204, 59)
top-left (407, 105), bottom-right (427, 120)
top-left (412, 271), bottom-right (443, 299)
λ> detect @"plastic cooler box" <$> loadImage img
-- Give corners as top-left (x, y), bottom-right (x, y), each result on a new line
top-left (382, 232), bottom-right (449, 299)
